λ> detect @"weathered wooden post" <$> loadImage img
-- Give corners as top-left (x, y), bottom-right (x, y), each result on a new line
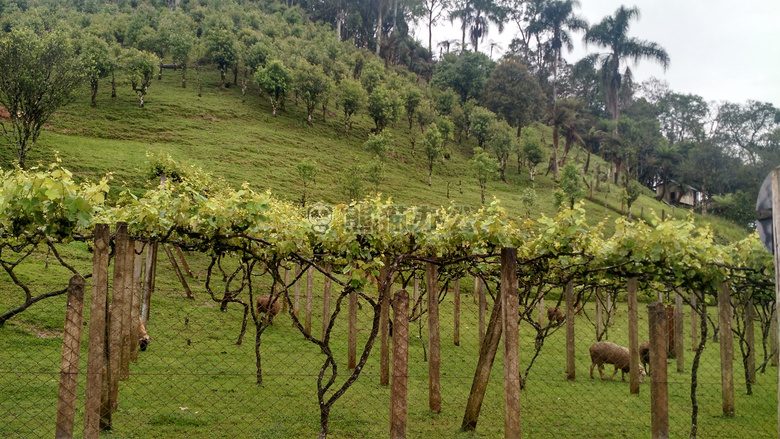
top-left (322, 265), bottom-right (331, 340)
top-left (293, 263), bottom-right (301, 321)
top-left (628, 277), bottom-right (640, 394)
top-left (453, 278), bottom-right (461, 346)
top-left (648, 303), bottom-right (669, 439)
top-left (472, 276), bottom-right (478, 305)
top-left (84, 224), bottom-right (109, 436)
top-left (380, 261), bottom-right (391, 386)
top-left (690, 293), bottom-right (698, 351)
top-left (305, 265), bottom-right (314, 333)
top-left (109, 223), bottom-right (127, 407)
top-left (414, 275), bottom-right (420, 306)
top-left (745, 292), bottom-right (756, 383)
top-left (163, 244), bottom-right (193, 299)
top-left (141, 241), bottom-right (157, 324)
top-left (130, 242), bottom-right (143, 362)
top-left (771, 316), bottom-right (778, 367)
top-left (427, 262), bottom-right (441, 413)
top-left (565, 280), bottom-right (575, 380)
top-left (348, 287), bottom-right (357, 370)
top-left (120, 239), bottom-right (135, 380)
top-left (596, 288), bottom-right (604, 340)
top-left (501, 248), bottom-right (521, 438)
top-left (55, 274), bottom-right (86, 439)
top-left (675, 290), bottom-right (684, 372)
top-left (718, 282), bottom-right (735, 417)
top-left (281, 266), bottom-right (290, 313)
top-left (479, 278), bottom-right (486, 348)
top-left (390, 290), bottom-right (410, 439)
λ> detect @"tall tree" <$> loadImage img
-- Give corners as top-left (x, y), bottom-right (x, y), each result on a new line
top-left (431, 51), bottom-right (494, 102)
top-left (584, 5), bottom-right (670, 122)
top-left (422, 124), bottom-right (444, 186)
top-left (254, 60), bottom-right (292, 117)
top-left (481, 57), bottom-right (545, 137)
top-left (0, 28), bottom-right (85, 168)
top-left (538, 0), bottom-right (587, 104)
top-left (470, 146), bottom-right (499, 203)
top-left (294, 61), bottom-right (333, 126)
top-left (422, 0), bottom-right (451, 55)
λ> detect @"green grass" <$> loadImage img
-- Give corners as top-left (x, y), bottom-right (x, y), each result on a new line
top-left (1, 248), bottom-right (776, 438)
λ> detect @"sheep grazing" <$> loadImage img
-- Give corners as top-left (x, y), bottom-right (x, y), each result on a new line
top-left (589, 341), bottom-right (646, 382)
top-left (256, 294), bottom-right (281, 324)
top-left (138, 317), bottom-right (150, 351)
top-left (639, 340), bottom-right (650, 374)
top-left (547, 307), bottom-right (564, 325)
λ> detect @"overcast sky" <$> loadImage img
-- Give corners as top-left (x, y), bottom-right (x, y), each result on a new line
top-left (412, 0), bottom-right (780, 107)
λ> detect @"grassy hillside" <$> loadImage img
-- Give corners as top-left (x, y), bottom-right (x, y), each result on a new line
top-left (0, 64), bottom-right (747, 242)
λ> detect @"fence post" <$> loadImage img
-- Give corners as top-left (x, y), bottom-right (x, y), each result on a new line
top-left (427, 262), bottom-right (441, 413)
top-left (130, 242), bottom-right (143, 363)
top-left (293, 262), bottom-right (301, 321)
top-left (282, 267), bottom-right (289, 313)
top-left (628, 277), bottom-right (640, 394)
top-left (565, 280), bottom-right (575, 380)
top-left (163, 244), bottom-right (193, 299)
top-left (718, 282), bottom-right (735, 417)
top-left (501, 248), bottom-right (521, 438)
top-left (84, 223), bottom-right (109, 437)
top-left (771, 315), bottom-right (778, 367)
top-left (348, 288), bottom-right (357, 370)
top-left (414, 274), bottom-right (420, 307)
top-left (745, 292), bottom-right (756, 383)
top-left (690, 293), bottom-right (698, 351)
top-left (675, 290), bottom-right (684, 372)
top-left (380, 261), bottom-right (391, 386)
top-left (596, 288), bottom-right (603, 340)
top-left (771, 166), bottom-right (780, 438)
top-left (109, 223), bottom-right (127, 409)
top-left (648, 302), bottom-right (669, 439)
top-left (322, 264), bottom-right (331, 340)
top-left (305, 265), bottom-right (313, 334)
top-left (55, 274), bottom-right (86, 439)
top-left (141, 241), bottom-right (157, 324)
top-left (453, 278), bottom-right (460, 346)
top-left (390, 290), bottom-right (410, 439)
top-left (120, 239), bottom-right (136, 380)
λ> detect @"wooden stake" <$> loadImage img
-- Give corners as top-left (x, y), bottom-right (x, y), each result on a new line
top-left (565, 280), bottom-right (575, 380)
top-left (390, 289), bottom-right (410, 439)
top-left (596, 288), bottom-right (603, 340)
top-left (174, 246), bottom-right (194, 277)
top-left (55, 275), bottom-right (86, 439)
top-left (163, 244), bottom-right (193, 299)
top-left (746, 292), bottom-right (756, 383)
top-left (501, 248), bottom-right (521, 437)
top-left (109, 223), bottom-right (127, 410)
top-left (427, 262), bottom-right (441, 413)
top-left (675, 290), bottom-right (684, 372)
top-left (479, 278), bottom-right (486, 348)
top-left (380, 260), bottom-right (391, 386)
top-left (305, 265), bottom-right (313, 333)
top-left (718, 282), bottom-right (735, 417)
top-left (691, 293), bottom-right (698, 351)
top-left (453, 278), bottom-right (461, 346)
top-left (293, 263), bottom-right (301, 321)
top-left (322, 265), bottom-right (331, 340)
top-left (648, 303), bottom-right (669, 439)
top-left (84, 224), bottom-right (110, 436)
top-left (130, 242), bottom-right (143, 363)
top-left (348, 289), bottom-right (357, 370)
top-left (628, 277), bottom-right (640, 394)
top-left (141, 241), bottom-right (157, 325)
top-left (120, 239), bottom-right (135, 380)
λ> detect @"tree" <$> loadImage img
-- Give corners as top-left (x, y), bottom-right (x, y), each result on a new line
top-left (205, 25), bottom-right (239, 88)
top-left (431, 51), bottom-right (495, 102)
top-left (80, 34), bottom-right (112, 108)
top-left (470, 146), bottom-right (499, 203)
top-left (254, 60), bottom-right (292, 117)
top-left (339, 163), bottom-right (365, 201)
top-left (422, 124), bottom-right (443, 186)
top-left (584, 6), bottom-right (670, 122)
top-left (0, 28), bottom-right (85, 168)
top-left (486, 119), bottom-right (515, 182)
top-left (482, 58), bottom-right (545, 136)
top-left (538, 0), bottom-right (587, 103)
top-left (403, 87), bottom-right (423, 130)
top-left (294, 62), bottom-right (333, 126)
top-left (364, 132), bottom-right (391, 158)
top-left (366, 155), bottom-right (386, 194)
top-left (555, 162), bottom-right (583, 209)
top-left (522, 137), bottom-right (544, 181)
top-left (337, 78), bottom-right (367, 137)
top-left (714, 100), bottom-right (778, 165)
top-left (468, 106), bottom-right (497, 147)
top-left (422, 0), bottom-right (451, 54)
top-left (623, 179), bottom-right (642, 221)
top-left (368, 86), bottom-right (399, 132)
top-left (297, 159), bottom-right (318, 206)
top-left (126, 48), bottom-right (158, 108)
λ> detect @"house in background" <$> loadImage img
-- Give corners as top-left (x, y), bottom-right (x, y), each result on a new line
top-left (655, 181), bottom-right (702, 207)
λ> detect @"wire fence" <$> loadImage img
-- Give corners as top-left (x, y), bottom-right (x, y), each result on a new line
top-left (2, 275), bottom-right (778, 438)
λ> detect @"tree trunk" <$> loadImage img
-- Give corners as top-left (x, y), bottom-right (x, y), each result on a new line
top-left (181, 65), bottom-right (186, 88)
top-left (552, 127), bottom-right (560, 180)
top-left (91, 79), bottom-right (98, 107)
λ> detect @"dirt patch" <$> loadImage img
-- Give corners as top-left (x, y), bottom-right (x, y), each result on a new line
top-left (0, 106), bottom-right (10, 120)
top-left (30, 327), bottom-right (63, 339)
top-left (189, 114), bottom-right (219, 122)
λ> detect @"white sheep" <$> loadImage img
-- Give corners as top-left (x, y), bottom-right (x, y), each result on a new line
top-left (589, 341), bottom-right (646, 382)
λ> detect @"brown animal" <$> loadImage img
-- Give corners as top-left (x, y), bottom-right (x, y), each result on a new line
top-left (589, 341), bottom-right (646, 382)
top-left (639, 340), bottom-right (650, 373)
top-left (256, 294), bottom-right (281, 324)
top-left (138, 317), bottom-right (150, 351)
top-left (547, 307), bottom-right (564, 324)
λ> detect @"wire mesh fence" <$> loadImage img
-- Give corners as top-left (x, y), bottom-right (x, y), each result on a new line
top-left (1, 274), bottom-right (778, 437)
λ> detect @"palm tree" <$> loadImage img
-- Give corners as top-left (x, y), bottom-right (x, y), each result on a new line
top-left (538, 0), bottom-right (588, 103)
top-left (449, 0), bottom-right (476, 52)
top-left (584, 6), bottom-right (670, 122)
top-left (651, 143), bottom-right (681, 199)
top-left (450, 0), bottom-right (507, 54)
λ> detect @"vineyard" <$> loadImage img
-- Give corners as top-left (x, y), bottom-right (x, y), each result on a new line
top-left (0, 162), bottom-right (777, 438)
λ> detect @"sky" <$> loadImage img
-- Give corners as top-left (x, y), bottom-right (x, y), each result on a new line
top-left (411, 0), bottom-right (780, 107)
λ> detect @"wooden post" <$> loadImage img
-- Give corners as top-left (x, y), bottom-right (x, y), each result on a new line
top-left (282, 266), bottom-right (290, 313)
top-left (109, 223), bottom-right (127, 410)
top-left (479, 278), bottom-right (486, 348)
top-left (718, 282), bottom-right (735, 417)
top-left (453, 278), bottom-right (461, 346)
top-left (771, 167), bottom-right (780, 436)
top-left (691, 293), bottom-right (698, 351)
top-left (348, 289), bottom-right (357, 370)
top-left (174, 246), bottom-right (194, 277)
top-left (607, 290), bottom-right (613, 316)
top-left (565, 280), bottom-right (575, 380)
top-left (130, 242), bottom-right (143, 362)
top-left (648, 303), bottom-right (669, 439)
top-left (322, 264), bottom-right (331, 340)
top-left (120, 239), bottom-right (135, 380)
top-left (390, 289), bottom-right (410, 439)
top-left (596, 288), bottom-right (603, 340)
top-left (84, 224), bottom-right (109, 437)
top-left (675, 291), bottom-right (684, 372)
top-left (461, 280), bottom-right (504, 431)
top-left (163, 244), bottom-right (193, 299)
top-left (141, 241), bottom-right (157, 324)
top-left (745, 292), bottom-right (756, 383)
top-left (414, 274), bottom-right (420, 306)
top-left (501, 248), bottom-right (521, 438)
top-left (293, 262), bottom-right (301, 321)
top-left (628, 277), bottom-right (640, 394)
top-left (55, 275), bottom-right (86, 439)
top-left (771, 315), bottom-right (778, 367)
top-left (380, 261), bottom-right (391, 386)
top-left (472, 276), bottom-right (478, 305)
top-left (537, 291), bottom-right (545, 327)
top-left (427, 262), bottom-right (441, 413)
top-left (305, 265), bottom-right (313, 333)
